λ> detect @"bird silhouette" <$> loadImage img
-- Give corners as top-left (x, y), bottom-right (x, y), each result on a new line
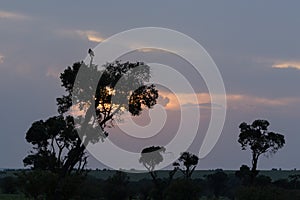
top-left (88, 48), bottom-right (94, 57)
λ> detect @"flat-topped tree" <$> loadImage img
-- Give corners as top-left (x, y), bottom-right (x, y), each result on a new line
top-left (139, 146), bottom-right (166, 200)
top-left (238, 119), bottom-right (285, 181)
top-left (139, 146), bottom-right (166, 181)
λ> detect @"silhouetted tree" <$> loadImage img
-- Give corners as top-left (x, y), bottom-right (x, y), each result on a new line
top-left (238, 119), bottom-right (285, 181)
top-left (23, 115), bottom-right (82, 173)
top-left (174, 152), bottom-right (199, 179)
top-left (139, 146), bottom-right (166, 182)
top-left (24, 52), bottom-right (158, 199)
top-left (56, 59), bottom-right (158, 179)
top-left (139, 146), bottom-right (166, 200)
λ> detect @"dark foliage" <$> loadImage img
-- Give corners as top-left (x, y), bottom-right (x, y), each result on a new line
top-left (174, 152), bottom-right (199, 179)
top-left (238, 119), bottom-right (285, 181)
top-left (23, 55), bottom-right (158, 199)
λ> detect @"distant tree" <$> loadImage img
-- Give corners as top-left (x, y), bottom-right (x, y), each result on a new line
top-left (173, 152), bottom-right (199, 179)
top-left (139, 146), bottom-right (166, 182)
top-left (238, 119), bottom-right (285, 181)
top-left (139, 146), bottom-right (166, 200)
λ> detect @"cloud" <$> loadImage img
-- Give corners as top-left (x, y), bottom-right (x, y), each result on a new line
top-left (157, 95), bottom-right (170, 107)
top-left (57, 29), bottom-right (105, 43)
top-left (75, 30), bottom-right (104, 42)
top-left (157, 91), bottom-right (211, 110)
top-left (0, 10), bottom-right (30, 20)
top-left (157, 91), bottom-right (300, 111)
top-left (226, 94), bottom-right (300, 111)
top-left (253, 57), bottom-right (300, 71)
top-left (0, 54), bottom-right (4, 64)
top-left (182, 102), bottom-right (223, 109)
top-left (272, 61), bottom-right (300, 70)
top-left (46, 67), bottom-right (62, 79)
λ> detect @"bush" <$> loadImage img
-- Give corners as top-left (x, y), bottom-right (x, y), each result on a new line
top-left (236, 186), bottom-right (300, 200)
top-left (0, 176), bottom-right (18, 194)
top-left (164, 179), bottom-right (201, 200)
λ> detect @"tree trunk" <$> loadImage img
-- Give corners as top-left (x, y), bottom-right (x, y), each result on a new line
top-left (250, 153), bottom-right (259, 184)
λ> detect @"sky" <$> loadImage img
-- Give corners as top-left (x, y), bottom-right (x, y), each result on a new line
top-left (0, 1), bottom-right (300, 170)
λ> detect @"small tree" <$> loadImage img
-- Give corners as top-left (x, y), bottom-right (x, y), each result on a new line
top-left (174, 152), bottom-right (199, 179)
top-left (238, 119), bottom-right (285, 180)
top-left (23, 115), bottom-right (82, 173)
top-left (139, 146), bottom-right (166, 200)
top-left (139, 146), bottom-right (165, 182)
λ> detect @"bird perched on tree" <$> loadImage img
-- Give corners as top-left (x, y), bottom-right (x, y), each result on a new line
top-left (88, 48), bottom-right (94, 57)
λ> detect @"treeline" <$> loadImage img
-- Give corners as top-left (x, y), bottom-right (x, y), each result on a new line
top-left (14, 57), bottom-right (297, 199)
top-left (1, 168), bottom-right (300, 199)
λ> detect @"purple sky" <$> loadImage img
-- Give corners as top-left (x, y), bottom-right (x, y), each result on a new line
top-left (0, 1), bottom-right (300, 170)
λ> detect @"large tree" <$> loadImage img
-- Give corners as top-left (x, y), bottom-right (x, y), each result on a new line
top-left (55, 59), bottom-right (158, 177)
top-left (238, 119), bottom-right (285, 179)
top-left (24, 54), bottom-right (158, 198)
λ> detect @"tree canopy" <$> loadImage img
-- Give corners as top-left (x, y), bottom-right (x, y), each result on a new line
top-left (24, 55), bottom-right (159, 199)
top-left (238, 119), bottom-right (285, 177)
top-left (173, 152), bottom-right (199, 179)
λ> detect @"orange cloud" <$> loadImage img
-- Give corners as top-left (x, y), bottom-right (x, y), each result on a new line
top-left (57, 29), bottom-right (105, 43)
top-left (158, 91), bottom-right (212, 110)
top-left (226, 94), bottom-right (300, 111)
top-left (272, 61), bottom-right (300, 70)
top-left (0, 10), bottom-right (30, 20)
top-left (0, 53), bottom-right (4, 64)
top-left (75, 30), bottom-right (105, 42)
top-left (158, 91), bottom-right (300, 111)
